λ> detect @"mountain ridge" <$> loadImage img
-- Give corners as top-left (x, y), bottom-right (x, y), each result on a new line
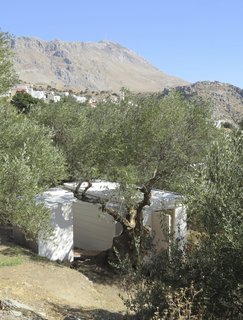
top-left (11, 36), bottom-right (188, 92)
top-left (171, 81), bottom-right (243, 126)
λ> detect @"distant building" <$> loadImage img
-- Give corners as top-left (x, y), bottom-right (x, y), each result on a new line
top-left (15, 84), bottom-right (29, 93)
top-left (72, 95), bottom-right (87, 103)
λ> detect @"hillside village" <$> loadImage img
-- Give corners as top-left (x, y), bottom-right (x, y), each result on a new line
top-left (3, 84), bottom-right (122, 107)
top-left (2, 79), bottom-right (243, 131)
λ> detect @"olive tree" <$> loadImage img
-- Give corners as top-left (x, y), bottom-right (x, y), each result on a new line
top-left (128, 130), bottom-right (243, 319)
top-left (29, 98), bottom-right (89, 179)
top-left (184, 130), bottom-right (243, 318)
top-left (0, 104), bottom-right (67, 236)
top-left (11, 91), bottom-right (43, 113)
top-left (30, 91), bottom-right (216, 264)
top-left (0, 32), bottom-right (17, 94)
top-left (71, 92), bottom-right (216, 265)
top-left (0, 30), bottom-right (59, 236)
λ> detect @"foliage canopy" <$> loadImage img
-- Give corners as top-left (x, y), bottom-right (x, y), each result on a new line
top-left (0, 104), bottom-right (67, 236)
top-left (30, 91), bottom-right (216, 264)
top-left (31, 91), bottom-right (216, 192)
top-left (126, 130), bottom-right (243, 319)
top-left (0, 32), bottom-right (17, 94)
top-left (11, 91), bottom-right (43, 113)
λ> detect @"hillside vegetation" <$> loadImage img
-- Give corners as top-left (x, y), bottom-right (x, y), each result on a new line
top-left (172, 81), bottom-right (243, 126)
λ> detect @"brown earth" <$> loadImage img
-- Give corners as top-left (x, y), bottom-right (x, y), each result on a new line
top-left (0, 243), bottom-right (132, 319)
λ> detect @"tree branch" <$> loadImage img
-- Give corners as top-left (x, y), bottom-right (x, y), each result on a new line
top-left (73, 180), bottom-right (132, 229)
top-left (137, 168), bottom-right (160, 210)
top-left (135, 169), bottom-right (161, 232)
top-left (104, 206), bottom-right (133, 229)
top-left (73, 180), bottom-right (101, 203)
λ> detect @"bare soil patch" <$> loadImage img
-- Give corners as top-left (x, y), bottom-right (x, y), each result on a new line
top-left (0, 242), bottom-right (132, 319)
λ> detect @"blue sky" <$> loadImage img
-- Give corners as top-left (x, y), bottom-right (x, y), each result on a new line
top-left (1, 0), bottom-right (242, 88)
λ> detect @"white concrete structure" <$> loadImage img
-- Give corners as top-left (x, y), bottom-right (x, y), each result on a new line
top-left (36, 188), bottom-right (76, 261)
top-left (53, 95), bottom-right (61, 102)
top-left (48, 91), bottom-right (61, 102)
top-left (72, 201), bottom-right (118, 251)
top-left (64, 181), bottom-right (186, 252)
top-left (72, 95), bottom-right (87, 103)
top-left (13, 188), bottom-right (75, 261)
top-left (14, 182), bottom-right (186, 261)
top-left (65, 181), bottom-right (120, 251)
top-left (13, 188), bottom-right (76, 261)
top-left (143, 189), bottom-right (186, 250)
top-left (29, 89), bottom-right (46, 100)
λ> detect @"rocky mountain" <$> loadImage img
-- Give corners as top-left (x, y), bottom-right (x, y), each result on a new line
top-left (11, 37), bottom-right (188, 92)
top-left (10, 37), bottom-right (243, 126)
top-left (164, 81), bottom-right (243, 127)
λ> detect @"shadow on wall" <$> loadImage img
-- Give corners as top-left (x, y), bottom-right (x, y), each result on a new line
top-left (39, 202), bottom-right (73, 261)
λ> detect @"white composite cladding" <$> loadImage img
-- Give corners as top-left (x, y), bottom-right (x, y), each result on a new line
top-left (36, 182), bottom-right (186, 261)
top-left (37, 188), bottom-right (76, 261)
top-left (67, 181), bottom-right (120, 251)
top-left (72, 201), bottom-right (117, 251)
top-left (143, 189), bottom-right (187, 250)
top-left (64, 181), bottom-right (187, 252)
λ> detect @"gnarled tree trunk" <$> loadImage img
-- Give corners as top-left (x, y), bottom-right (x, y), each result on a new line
top-left (73, 179), bottom-right (154, 268)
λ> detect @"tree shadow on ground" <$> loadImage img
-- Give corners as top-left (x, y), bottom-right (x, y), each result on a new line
top-left (0, 225), bottom-right (14, 243)
top-left (71, 251), bottom-right (123, 286)
top-left (49, 302), bottom-right (136, 320)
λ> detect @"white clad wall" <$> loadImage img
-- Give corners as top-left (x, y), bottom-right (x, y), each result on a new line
top-left (35, 184), bottom-right (186, 260)
top-left (174, 206), bottom-right (187, 249)
top-left (144, 206), bottom-right (187, 251)
top-left (37, 188), bottom-right (75, 261)
top-left (73, 201), bottom-right (116, 251)
top-left (151, 212), bottom-right (171, 251)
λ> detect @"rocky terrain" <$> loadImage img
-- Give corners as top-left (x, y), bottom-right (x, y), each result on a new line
top-left (9, 37), bottom-right (243, 126)
top-left (162, 81), bottom-right (243, 127)
top-left (11, 37), bottom-right (188, 92)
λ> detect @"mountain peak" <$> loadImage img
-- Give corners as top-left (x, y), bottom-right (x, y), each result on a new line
top-left (12, 37), bottom-right (188, 92)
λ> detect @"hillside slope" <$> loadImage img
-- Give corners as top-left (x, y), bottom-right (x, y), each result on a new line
top-left (168, 81), bottom-right (243, 126)
top-left (0, 243), bottom-right (126, 320)
top-left (11, 37), bottom-right (188, 92)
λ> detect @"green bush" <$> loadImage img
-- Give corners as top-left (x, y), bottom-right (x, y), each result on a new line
top-left (123, 131), bottom-right (243, 319)
top-left (11, 92), bottom-right (43, 113)
top-left (0, 103), bottom-right (67, 237)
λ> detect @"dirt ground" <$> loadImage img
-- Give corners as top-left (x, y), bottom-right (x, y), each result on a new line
top-left (0, 242), bottom-right (133, 319)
